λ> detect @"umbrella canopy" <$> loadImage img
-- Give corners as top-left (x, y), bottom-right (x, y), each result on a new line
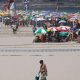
top-left (59, 32), bottom-right (68, 37)
top-left (36, 17), bottom-right (45, 21)
top-left (0, 12), bottom-right (9, 16)
top-left (76, 29), bottom-right (80, 35)
top-left (59, 20), bottom-right (66, 23)
top-left (57, 26), bottom-right (69, 32)
top-left (69, 17), bottom-right (76, 22)
top-left (47, 27), bottom-right (69, 32)
top-left (60, 26), bottom-right (70, 30)
top-left (47, 27), bottom-right (58, 32)
top-left (35, 28), bottom-right (47, 35)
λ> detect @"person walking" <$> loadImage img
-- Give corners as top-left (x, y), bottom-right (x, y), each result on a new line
top-left (38, 60), bottom-right (48, 80)
top-left (8, 0), bottom-right (16, 17)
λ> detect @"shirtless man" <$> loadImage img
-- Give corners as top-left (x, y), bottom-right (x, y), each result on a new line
top-left (39, 60), bottom-right (48, 80)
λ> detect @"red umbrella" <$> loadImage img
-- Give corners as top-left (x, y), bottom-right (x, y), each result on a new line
top-left (48, 26), bottom-right (69, 32)
top-left (47, 27), bottom-right (58, 31)
top-left (57, 27), bottom-right (69, 32)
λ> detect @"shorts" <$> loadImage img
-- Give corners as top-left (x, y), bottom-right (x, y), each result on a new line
top-left (40, 74), bottom-right (46, 80)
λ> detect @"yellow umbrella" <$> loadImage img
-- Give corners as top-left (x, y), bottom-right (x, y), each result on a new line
top-left (0, 12), bottom-right (9, 16)
top-left (0, 12), bottom-right (3, 16)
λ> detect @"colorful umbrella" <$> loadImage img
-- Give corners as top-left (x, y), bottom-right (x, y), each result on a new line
top-left (0, 12), bottom-right (9, 16)
top-left (35, 28), bottom-right (47, 35)
top-left (47, 27), bottom-right (58, 32)
top-left (69, 17), bottom-right (76, 22)
top-left (57, 26), bottom-right (69, 32)
top-left (59, 32), bottom-right (68, 37)
top-left (60, 26), bottom-right (70, 30)
top-left (59, 20), bottom-right (66, 23)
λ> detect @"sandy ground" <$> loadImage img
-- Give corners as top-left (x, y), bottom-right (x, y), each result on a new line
top-left (0, 22), bottom-right (80, 80)
top-left (0, 55), bottom-right (80, 80)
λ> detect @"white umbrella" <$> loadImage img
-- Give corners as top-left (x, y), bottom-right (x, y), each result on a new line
top-left (69, 17), bottom-right (77, 22)
top-left (59, 20), bottom-right (66, 23)
top-left (48, 27), bottom-right (58, 32)
top-left (36, 17), bottom-right (45, 21)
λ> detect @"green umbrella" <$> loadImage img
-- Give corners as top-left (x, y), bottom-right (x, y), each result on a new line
top-left (35, 28), bottom-right (47, 35)
top-left (59, 32), bottom-right (68, 37)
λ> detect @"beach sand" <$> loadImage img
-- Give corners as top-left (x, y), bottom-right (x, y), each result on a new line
top-left (0, 55), bottom-right (80, 80)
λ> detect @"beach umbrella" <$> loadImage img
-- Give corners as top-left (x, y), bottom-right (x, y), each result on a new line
top-left (47, 27), bottom-right (58, 32)
top-left (59, 20), bottom-right (66, 23)
top-left (69, 18), bottom-right (76, 22)
top-left (58, 26), bottom-right (69, 32)
top-left (36, 17), bottom-right (45, 21)
top-left (76, 29), bottom-right (80, 35)
top-left (59, 32), bottom-right (68, 37)
top-left (47, 27), bottom-right (68, 32)
top-left (35, 28), bottom-right (47, 35)
top-left (0, 12), bottom-right (7, 16)
top-left (60, 26), bottom-right (70, 30)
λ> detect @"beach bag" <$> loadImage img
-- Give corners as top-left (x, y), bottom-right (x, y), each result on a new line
top-left (35, 74), bottom-right (40, 80)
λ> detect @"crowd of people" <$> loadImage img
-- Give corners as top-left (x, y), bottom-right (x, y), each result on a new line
top-left (1, 10), bottom-right (80, 42)
top-left (32, 14), bottom-right (80, 43)
top-left (0, 0), bottom-right (80, 42)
